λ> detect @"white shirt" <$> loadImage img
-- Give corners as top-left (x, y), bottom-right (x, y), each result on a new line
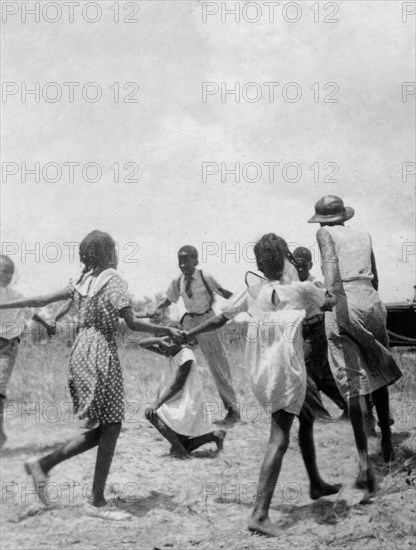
top-left (0, 286), bottom-right (34, 339)
top-left (166, 269), bottom-right (223, 314)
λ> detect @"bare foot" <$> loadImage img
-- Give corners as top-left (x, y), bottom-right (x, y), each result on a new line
top-left (381, 439), bottom-right (395, 463)
top-left (213, 429), bottom-right (226, 451)
top-left (355, 467), bottom-right (377, 493)
top-left (248, 517), bottom-right (280, 537)
top-left (24, 457), bottom-right (50, 505)
top-left (169, 445), bottom-right (190, 459)
top-left (310, 482), bottom-right (342, 500)
top-left (214, 410), bottom-right (240, 427)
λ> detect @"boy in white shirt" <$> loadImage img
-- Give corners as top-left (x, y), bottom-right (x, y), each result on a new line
top-left (155, 246), bottom-right (239, 425)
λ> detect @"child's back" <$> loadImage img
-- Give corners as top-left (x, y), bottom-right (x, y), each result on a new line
top-left (158, 346), bottom-right (214, 437)
top-left (223, 280), bottom-right (326, 416)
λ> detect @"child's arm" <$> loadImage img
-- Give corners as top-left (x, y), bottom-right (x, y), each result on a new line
top-left (370, 249), bottom-right (379, 291)
top-left (155, 298), bottom-right (172, 311)
top-left (53, 299), bottom-right (73, 322)
top-left (185, 313), bottom-right (228, 339)
top-left (0, 286), bottom-right (72, 309)
top-left (140, 336), bottom-right (171, 356)
top-left (140, 344), bottom-right (166, 356)
top-left (120, 307), bottom-right (184, 341)
top-left (217, 287), bottom-right (233, 299)
top-left (43, 299), bottom-right (75, 336)
top-left (186, 287), bottom-right (248, 339)
top-left (145, 360), bottom-right (192, 417)
top-left (140, 336), bottom-right (168, 348)
top-left (32, 313), bottom-right (57, 336)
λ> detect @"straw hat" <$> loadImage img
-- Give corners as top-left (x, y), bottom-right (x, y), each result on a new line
top-left (308, 195), bottom-right (355, 223)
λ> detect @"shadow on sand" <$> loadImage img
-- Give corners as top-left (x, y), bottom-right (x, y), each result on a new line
top-left (112, 490), bottom-right (178, 518)
top-left (1, 442), bottom-right (62, 458)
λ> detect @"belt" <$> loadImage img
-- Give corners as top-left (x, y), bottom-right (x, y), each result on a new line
top-left (303, 314), bottom-right (324, 327)
top-left (183, 308), bottom-right (213, 318)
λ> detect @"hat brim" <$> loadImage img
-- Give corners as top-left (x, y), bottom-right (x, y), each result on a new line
top-left (308, 206), bottom-right (355, 224)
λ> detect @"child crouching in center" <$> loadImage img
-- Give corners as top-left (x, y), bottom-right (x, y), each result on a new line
top-left (140, 322), bottom-right (226, 458)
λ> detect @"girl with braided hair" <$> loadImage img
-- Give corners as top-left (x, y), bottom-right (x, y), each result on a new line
top-left (184, 233), bottom-right (341, 537)
top-left (0, 230), bottom-right (183, 520)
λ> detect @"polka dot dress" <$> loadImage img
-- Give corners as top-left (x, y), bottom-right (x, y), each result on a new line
top-left (68, 275), bottom-right (131, 425)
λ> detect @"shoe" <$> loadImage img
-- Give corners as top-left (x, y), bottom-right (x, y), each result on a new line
top-left (24, 457), bottom-right (50, 506)
top-left (84, 502), bottom-right (133, 521)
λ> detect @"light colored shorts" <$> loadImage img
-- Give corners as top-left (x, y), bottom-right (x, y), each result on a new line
top-left (0, 337), bottom-right (19, 398)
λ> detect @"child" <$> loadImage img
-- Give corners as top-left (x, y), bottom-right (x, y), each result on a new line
top-left (184, 234), bottom-right (340, 537)
top-left (154, 245), bottom-right (240, 425)
top-left (292, 247), bottom-right (349, 418)
top-left (140, 323), bottom-right (226, 458)
top-left (0, 255), bottom-right (55, 449)
top-left (0, 231), bottom-right (182, 520)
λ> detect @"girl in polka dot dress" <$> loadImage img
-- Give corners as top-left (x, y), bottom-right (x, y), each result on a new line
top-left (0, 230), bottom-right (182, 520)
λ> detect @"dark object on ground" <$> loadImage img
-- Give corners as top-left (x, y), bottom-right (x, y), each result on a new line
top-left (385, 287), bottom-right (416, 347)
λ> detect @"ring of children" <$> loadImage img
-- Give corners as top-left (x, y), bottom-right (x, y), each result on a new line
top-left (1, 334), bottom-right (415, 549)
top-left (2, 0), bottom-right (415, 549)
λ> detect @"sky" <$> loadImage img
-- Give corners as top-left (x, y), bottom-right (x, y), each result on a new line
top-left (1, 0), bottom-right (415, 305)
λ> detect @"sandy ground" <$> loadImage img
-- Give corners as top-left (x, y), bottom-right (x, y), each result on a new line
top-left (1, 391), bottom-right (415, 550)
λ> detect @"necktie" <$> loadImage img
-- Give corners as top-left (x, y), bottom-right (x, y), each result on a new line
top-left (185, 276), bottom-right (193, 298)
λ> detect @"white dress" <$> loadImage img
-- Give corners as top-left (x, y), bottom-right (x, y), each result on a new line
top-left (222, 280), bottom-right (326, 415)
top-left (157, 347), bottom-right (215, 437)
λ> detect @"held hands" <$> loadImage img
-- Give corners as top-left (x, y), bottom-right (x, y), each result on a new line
top-left (145, 404), bottom-right (159, 422)
top-left (46, 322), bottom-right (57, 337)
top-left (321, 291), bottom-right (338, 312)
top-left (166, 327), bottom-right (187, 343)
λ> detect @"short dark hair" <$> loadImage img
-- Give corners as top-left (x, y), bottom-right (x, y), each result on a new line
top-left (178, 245), bottom-right (198, 259)
top-left (254, 233), bottom-right (285, 276)
top-left (293, 247), bottom-right (312, 262)
top-left (0, 255), bottom-right (15, 272)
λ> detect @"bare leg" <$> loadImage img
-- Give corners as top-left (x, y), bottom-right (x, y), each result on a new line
top-left (184, 429), bottom-right (226, 453)
top-left (28, 423), bottom-right (121, 508)
top-left (247, 410), bottom-right (294, 537)
top-left (148, 413), bottom-right (189, 458)
top-left (298, 412), bottom-right (342, 500)
top-left (0, 396), bottom-right (6, 449)
top-left (372, 386), bottom-right (394, 462)
top-left (39, 426), bottom-right (103, 474)
top-left (364, 394), bottom-right (377, 437)
top-left (348, 397), bottom-right (376, 492)
top-left (91, 423), bottom-right (122, 507)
